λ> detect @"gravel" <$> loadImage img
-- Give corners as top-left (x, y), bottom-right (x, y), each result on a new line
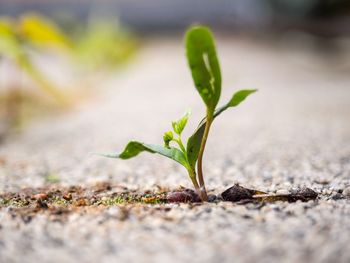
top-left (0, 37), bottom-right (350, 263)
top-left (343, 187), bottom-right (350, 198)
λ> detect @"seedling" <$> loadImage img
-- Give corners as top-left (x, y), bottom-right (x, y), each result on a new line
top-left (100, 25), bottom-right (256, 201)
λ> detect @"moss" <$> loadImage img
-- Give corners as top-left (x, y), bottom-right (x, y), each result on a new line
top-left (96, 193), bottom-right (166, 206)
top-left (50, 196), bottom-right (70, 206)
top-left (0, 186), bottom-right (168, 210)
top-left (0, 198), bottom-right (6, 207)
top-left (99, 196), bottom-right (128, 206)
top-left (5, 198), bottom-right (30, 207)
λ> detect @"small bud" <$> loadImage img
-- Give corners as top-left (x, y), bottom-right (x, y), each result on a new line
top-left (172, 110), bottom-right (191, 135)
top-left (163, 131), bottom-right (174, 148)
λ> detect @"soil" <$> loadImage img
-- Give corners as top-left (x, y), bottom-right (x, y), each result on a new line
top-left (0, 182), bottom-right (328, 224)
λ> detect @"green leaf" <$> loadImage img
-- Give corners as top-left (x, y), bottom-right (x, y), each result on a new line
top-left (228, 89), bottom-right (257, 107)
top-left (172, 110), bottom-right (190, 135)
top-left (186, 126), bottom-right (205, 169)
top-left (185, 26), bottom-right (221, 112)
top-left (216, 89), bottom-right (257, 115)
top-left (186, 89), bottom-right (257, 168)
top-left (99, 141), bottom-right (188, 168)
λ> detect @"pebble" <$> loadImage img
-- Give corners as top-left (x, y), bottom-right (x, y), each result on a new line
top-left (276, 189), bottom-right (290, 195)
top-left (343, 187), bottom-right (350, 198)
top-left (207, 194), bottom-right (218, 202)
top-left (166, 189), bottom-right (201, 203)
top-left (63, 193), bottom-right (72, 201)
top-left (33, 193), bottom-right (48, 200)
top-left (331, 193), bottom-right (343, 200)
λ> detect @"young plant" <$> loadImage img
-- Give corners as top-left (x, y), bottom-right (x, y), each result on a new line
top-left (100, 25), bottom-right (256, 202)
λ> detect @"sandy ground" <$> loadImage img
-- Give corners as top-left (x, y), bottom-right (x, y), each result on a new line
top-left (0, 37), bottom-right (350, 263)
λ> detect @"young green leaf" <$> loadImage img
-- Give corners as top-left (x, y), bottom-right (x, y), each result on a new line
top-left (99, 141), bottom-right (188, 168)
top-left (172, 110), bottom-right (190, 135)
top-left (185, 26), bottom-right (221, 112)
top-left (186, 89), bottom-right (257, 168)
top-left (163, 131), bottom-right (174, 148)
top-left (215, 89), bottom-right (257, 116)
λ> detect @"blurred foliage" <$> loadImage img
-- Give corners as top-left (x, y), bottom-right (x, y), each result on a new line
top-left (0, 14), bottom-right (70, 102)
top-left (75, 20), bottom-right (136, 71)
top-left (0, 13), bottom-right (137, 140)
top-left (20, 14), bottom-right (72, 50)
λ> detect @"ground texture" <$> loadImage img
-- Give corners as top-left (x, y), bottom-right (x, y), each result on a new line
top-left (0, 37), bottom-right (350, 263)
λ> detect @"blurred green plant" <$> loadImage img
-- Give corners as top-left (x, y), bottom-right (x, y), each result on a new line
top-left (74, 20), bottom-right (136, 71)
top-left (45, 172), bottom-right (61, 184)
top-left (0, 14), bottom-right (71, 102)
top-left (98, 25), bottom-right (256, 202)
top-left (0, 14), bottom-right (74, 138)
top-left (0, 14), bottom-right (136, 138)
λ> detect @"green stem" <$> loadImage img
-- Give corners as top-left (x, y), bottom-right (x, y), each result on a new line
top-left (175, 138), bottom-right (203, 200)
top-left (178, 138), bottom-right (205, 200)
top-left (188, 168), bottom-right (201, 198)
top-left (174, 138), bottom-right (186, 153)
top-left (196, 111), bottom-right (213, 202)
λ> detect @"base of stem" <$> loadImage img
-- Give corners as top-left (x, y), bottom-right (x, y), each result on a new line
top-left (194, 187), bottom-right (208, 202)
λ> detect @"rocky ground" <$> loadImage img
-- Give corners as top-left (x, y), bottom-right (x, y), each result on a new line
top-left (0, 37), bottom-right (350, 263)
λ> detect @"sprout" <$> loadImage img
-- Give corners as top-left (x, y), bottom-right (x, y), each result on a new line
top-left (98, 25), bottom-right (257, 202)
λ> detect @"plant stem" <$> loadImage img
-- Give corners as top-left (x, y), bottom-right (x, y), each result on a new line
top-left (196, 112), bottom-right (213, 202)
top-left (175, 138), bottom-right (186, 153)
top-left (188, 169), bottom-right (202, 199)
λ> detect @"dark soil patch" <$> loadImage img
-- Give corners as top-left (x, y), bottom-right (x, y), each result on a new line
top-left (0, 182), bottom-right (168, 208)
top-left (0, 182), bottom-right (320, 222)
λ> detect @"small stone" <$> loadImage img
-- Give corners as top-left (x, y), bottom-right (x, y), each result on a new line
top-left (75, 198), bottom-right (89, 206)
top-left (166, 189), bottom-right (201, 203)
top-left (33, 193), bottom-right (48, 200)
top-left (63, 193), bottom-right (72, 201)
top-left (35, 199), bottom-right (48, 209)
top-left (276, 189), bottom-right (290, 195)
top-left (221, 184), bottom-right (255, 202)
top-left (22, 215), bottom-right (32, 224)
top-left (289, 187), bottom-right (318, 202)
top-left (343, 187), bottom-right (350, 198)
top-left (208, 194), bottom-right (218, 202)
top-left (331, 193), bottom-right (343, 200)
top-left (204, 207), bottom-right (212, 213)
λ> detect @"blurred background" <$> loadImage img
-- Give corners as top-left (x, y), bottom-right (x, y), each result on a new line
top-left (0, 0), bottom-right (350, 143)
